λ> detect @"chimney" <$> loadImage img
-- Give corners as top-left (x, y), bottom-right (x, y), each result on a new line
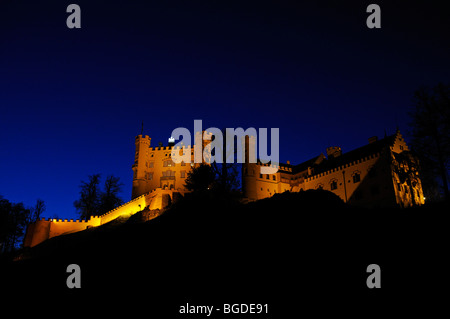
top-left (326, 146), bottom-right (342, 159)
top-left (368, 136), bottom-right (378, 144)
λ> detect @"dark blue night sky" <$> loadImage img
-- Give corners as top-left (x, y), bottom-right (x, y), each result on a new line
top-left (1, 1), bottom-right (449, 220)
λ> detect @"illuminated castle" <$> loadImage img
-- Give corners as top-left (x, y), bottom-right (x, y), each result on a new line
top-left (24, 133), bottom-right (207, 248)
top-left (242, 130), bottom-right (425, 208)
top-left (24, 129), bottom-right (424, 248)
top-left (131, 134), bottom-right (200, 199)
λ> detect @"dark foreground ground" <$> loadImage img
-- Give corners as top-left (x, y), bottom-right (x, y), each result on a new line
top-left (1, 190), bottom-right (448, 317)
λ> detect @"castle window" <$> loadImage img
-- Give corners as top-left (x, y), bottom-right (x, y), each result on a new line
top-left (147, 172), bottom-right (153, 180)
top-left (330, 180), bottom-right (338, 190)
top-left (163, 159), bottom-right (175, 167)
top-left (259, 173), bottom-right (263, 178)
top-left (162, 170), bottom-right (175, 177)
top-left (149, 161), bottom-right (154, 168)
top-left (181, 161), bottom-right (186, 166)
top-left (266, 174), bottom-right (269, 179)
top-left (352, 173), bottom-right (361, 183)
top-left (272, 175), bottom-right (276, 181)
top-left (180, 171), bottom-right (186, 178)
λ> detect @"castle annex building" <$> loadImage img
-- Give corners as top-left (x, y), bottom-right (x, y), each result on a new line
top-left (243, 130), bottom-right (424, 208)
top-left (24, 129), bottom-right (424, 248)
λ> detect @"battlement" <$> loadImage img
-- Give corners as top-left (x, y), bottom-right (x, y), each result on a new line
top-left (255, 161), bottom-right (290, 172)
top-left (148, 145), bottom-right (195, 151)
top-left (24, 188), bottom-right (174, 248)
top-left (39, 217), bottom-right (97, 223)
top-left (306, 152), bottom-right (380, 182)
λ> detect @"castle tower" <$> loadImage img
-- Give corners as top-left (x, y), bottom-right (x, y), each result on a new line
top-left (132, 134), bottom-right (151, 199)
top-left (242, 135), bottom-right (258, 201)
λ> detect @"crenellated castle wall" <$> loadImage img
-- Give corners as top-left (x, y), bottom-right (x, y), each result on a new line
top-left (23, 188), bottom-right (176, 248)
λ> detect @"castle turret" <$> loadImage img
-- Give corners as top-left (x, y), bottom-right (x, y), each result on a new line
top-left (132, 134), bottom-right (151, 199)
top-left (242, 135), bottom-right (258, 201)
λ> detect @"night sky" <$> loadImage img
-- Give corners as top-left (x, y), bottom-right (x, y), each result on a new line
top-left (1, 1), bottom-right (449, 220)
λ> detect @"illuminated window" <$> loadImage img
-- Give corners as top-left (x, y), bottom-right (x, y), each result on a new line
top-left (163, 159), bottom-right (175, 167)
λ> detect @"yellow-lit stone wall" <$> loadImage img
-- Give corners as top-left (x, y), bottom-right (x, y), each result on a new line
top-left (242, 131), bottom-right (425, 208)
top-left (131, 134), bottom-right (211, 199)
top-left (24, 188), bottom-right (172, 248)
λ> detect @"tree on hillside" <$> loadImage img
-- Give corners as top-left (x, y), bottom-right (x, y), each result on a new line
top-left (0, 196), bottom-right (31, 252)
top-left (184, 164), bottom-right (216, 192)
top-left (99, 175), bottom-right (124, 215)
top-left (408, 83), bottom-right (450, 200)
top-left (212, 129), bottom-right (241, 192)
top-left (29, 198), bottom-right (46, 222)
top-left (74, 174), bottom-right (124, 219)
top-left (185, 129), bottom-right (242, 195)
top-left (74, 174), bottom-right (101, 220)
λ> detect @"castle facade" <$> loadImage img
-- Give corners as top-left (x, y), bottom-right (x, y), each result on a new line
top-left (242, 130), bottom-right (424, 208)
top-left (24, 129), bottom-right (424, 248)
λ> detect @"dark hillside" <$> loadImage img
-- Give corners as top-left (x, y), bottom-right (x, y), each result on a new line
top-left (1, 190), bottom-right (448, 316)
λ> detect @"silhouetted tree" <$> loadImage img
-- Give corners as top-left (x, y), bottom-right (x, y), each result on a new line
top-left (0, 196), bottom-right (31, 252)
top-left (408, 83), bottom-right (450, 200)
top-left (29, 198), bottom-right (46, 222)
top-left (184, 164), bottom-right (216, 192)
top-left (99, 175), bottom-right (124, 215)
top-left (74, 174), bottom-right (101, 220)
top-left (211, 162), bottom-right (240, 192)
top-left (210, 129), bottom-right (241, 193)
top-left (74, 174), bottom-right (124, 219)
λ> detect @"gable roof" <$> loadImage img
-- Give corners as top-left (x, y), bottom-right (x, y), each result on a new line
top-left (311, 133), bottom-right (397, 174)
top-left (280, 132), bottom-right (399, 176)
